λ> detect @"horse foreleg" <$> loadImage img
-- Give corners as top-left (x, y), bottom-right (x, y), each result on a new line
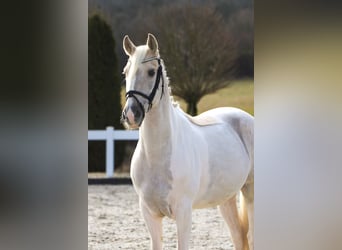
top-left (175, 198), bottom-right (192, 250)
top-left (140, 200), bottom-right (163, 250)
top-left (219, 196), bottom-right (247, 250)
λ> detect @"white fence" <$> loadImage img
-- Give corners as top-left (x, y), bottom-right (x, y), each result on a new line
top-left (88, 127), bottom-right (139, 177)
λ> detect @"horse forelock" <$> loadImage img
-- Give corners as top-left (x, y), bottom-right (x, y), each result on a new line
top-left (126, 46), bottom-right (148, 78)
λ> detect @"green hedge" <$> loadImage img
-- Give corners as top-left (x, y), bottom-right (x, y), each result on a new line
top-left (88, 15), bottom-right (124, 172)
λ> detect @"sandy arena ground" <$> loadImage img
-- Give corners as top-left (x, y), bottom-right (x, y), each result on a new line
top-left (88, 185), bottom-right (234, 250)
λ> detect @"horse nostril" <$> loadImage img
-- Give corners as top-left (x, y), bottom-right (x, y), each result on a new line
top-left (131, 105), bottom-right (141, 117)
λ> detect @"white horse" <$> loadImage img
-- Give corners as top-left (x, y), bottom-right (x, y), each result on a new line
top-left (121, 33), bottom-right (254, 250)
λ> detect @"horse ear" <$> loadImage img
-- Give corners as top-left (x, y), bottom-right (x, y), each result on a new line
top-left (123, 35), bottom-right (136, 56)
top-left (146, 33), bottom-right (159, 54)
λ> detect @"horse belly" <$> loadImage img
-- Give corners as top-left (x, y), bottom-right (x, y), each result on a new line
top-left (193, 126), bottom-right (250, 208)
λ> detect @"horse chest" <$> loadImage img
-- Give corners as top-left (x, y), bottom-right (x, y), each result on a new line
top-left (131, 161), bottom-right (174, 217)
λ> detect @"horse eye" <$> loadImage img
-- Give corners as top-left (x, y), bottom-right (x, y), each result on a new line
top-left (148, 69), bottom-right (155, 77)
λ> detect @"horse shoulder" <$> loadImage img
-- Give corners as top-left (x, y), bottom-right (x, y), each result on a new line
top-left (168, 116), bottom-right (209, 198)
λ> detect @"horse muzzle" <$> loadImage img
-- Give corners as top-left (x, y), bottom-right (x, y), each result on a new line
top-left (121, 101), bottom-right (144, 129)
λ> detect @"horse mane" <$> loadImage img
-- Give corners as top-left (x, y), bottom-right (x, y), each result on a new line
top-left (159, 62), bottom-right (179, 108)
top-left (125, 46), bottom-right (149, 79)
top-left (168, 88), bottom-right (179, 108)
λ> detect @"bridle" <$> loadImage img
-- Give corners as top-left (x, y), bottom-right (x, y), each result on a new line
top-left (125, 57), bottom-right (165, 117)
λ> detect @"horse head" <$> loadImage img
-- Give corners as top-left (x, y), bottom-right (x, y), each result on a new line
top-left (121, 33), bottom-right (164, 129)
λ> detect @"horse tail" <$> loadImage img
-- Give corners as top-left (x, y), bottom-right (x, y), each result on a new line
top-left (239, 191), bottom-right (250, 250)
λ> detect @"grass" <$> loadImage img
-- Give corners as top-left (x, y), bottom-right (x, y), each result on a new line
top-left (121, 78), bottom-right (254, 116)
top-left (175, 79), bottom-right (254, 116)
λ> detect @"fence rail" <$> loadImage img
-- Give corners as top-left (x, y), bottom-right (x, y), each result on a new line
top-left (88, 127), bottom-right (139, 177)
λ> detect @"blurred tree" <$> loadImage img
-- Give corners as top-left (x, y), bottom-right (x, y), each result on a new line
top-left (88, 15), bottom-right (124, 172)
top-left (88, 0), bottom-right (254, 81)
top-left (228, 8), bottom-right (254, 77)
top-left (143, 4), bottom-right (237, 115)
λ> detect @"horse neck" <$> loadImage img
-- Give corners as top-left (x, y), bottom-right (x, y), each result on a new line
top-left (139, 80), bottom-right (175, 161)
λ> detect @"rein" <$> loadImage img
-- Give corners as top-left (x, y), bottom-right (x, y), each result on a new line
top-left (125, 57), bottom-right (165, 115)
